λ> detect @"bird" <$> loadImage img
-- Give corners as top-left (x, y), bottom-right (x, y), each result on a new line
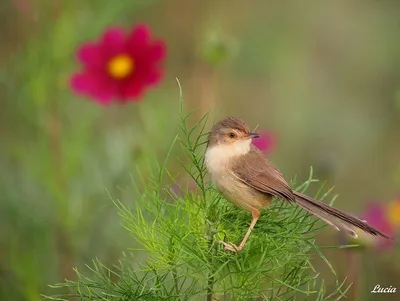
top-left (205, 117), bottom-right (394, 252)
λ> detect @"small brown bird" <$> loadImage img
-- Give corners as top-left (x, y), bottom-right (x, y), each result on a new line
top-left (205, 117), bottom-right (394, 252)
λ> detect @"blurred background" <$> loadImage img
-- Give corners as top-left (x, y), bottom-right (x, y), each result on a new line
top-left (1, 0), bottom-right (400, 300)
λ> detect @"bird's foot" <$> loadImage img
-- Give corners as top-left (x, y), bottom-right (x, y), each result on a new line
top-left (218, 240), bottom-right (243, 252)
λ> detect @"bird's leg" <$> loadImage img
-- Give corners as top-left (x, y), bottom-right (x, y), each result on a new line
top-left (219, 209), bottom-right (260, 252)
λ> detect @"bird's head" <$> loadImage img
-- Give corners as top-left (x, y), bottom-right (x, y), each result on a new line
top-left (207, 117), bottom-right (260, 151)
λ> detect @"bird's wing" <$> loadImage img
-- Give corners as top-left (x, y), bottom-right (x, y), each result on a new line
top-left (232, 146), bottom-right (296, 202)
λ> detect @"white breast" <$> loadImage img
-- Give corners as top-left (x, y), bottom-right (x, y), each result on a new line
top-left (205, 139), bottom-right (251, 179)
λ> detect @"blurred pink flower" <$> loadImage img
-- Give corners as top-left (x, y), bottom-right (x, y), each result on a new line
top-left (14, 0), bottom-right (31, 15)
top-left (361, 202), bottom-right (396, 250)
top-left (252, 131), bottom-right (275, 155)
top-left (71, 24), bottom-right (166, 105)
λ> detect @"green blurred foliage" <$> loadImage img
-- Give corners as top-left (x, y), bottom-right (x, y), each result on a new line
top-left (200, 27), bottom-right (238, 67)
top-left (1, 0), bottom-right (400, 300)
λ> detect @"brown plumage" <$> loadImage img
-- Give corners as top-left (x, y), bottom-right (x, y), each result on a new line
top-left (205, 117), bottom-right (394, 252)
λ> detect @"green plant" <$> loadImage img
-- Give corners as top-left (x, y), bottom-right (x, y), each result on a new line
top-left (44, 94), bottom-right (352, 300)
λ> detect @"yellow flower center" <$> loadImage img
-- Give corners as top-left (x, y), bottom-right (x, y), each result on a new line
top-left (107, 54), bottom-right (134, 79)
top-left (387, 201), bottom-right (400, 226)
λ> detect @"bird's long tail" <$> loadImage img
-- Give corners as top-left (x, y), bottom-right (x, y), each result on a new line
top-left (293, 191), bottom-right (394, 240)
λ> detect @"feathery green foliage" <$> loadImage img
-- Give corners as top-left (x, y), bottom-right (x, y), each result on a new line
top-left (45, 96), bottom-right (351, 300)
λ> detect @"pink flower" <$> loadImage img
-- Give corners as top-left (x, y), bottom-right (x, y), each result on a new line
top-left (14, 0), bottom-right (31, 15)
top-left (71, 24), bottom-right (166, 105)
top-left (361, 202), bottom-right (396, 250)
top-left (252, 131), bottom-right (275, 155)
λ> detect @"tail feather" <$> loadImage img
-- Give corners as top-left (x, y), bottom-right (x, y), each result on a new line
top-left (293, 191), bottom-right (394, 240)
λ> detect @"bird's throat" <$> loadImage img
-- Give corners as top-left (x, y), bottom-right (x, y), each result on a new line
top-left (205, 140), bottom-right (251, 177)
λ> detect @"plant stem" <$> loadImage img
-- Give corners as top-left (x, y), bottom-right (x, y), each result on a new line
top-left (48, 106), bottom-right (75, 298)
top-left (172, 268), bottom-right (180, 297)
top-left (345, 248), bottom-right (360, 301)
top-left (206, 225), bottom-right (216, 301)
top-left (206, 265), bottom-right (214, 301)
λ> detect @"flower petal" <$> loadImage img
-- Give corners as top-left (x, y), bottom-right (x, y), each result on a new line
top-left (148, 40), bottom-right (166, 62)
top-left (121, 69), bottom-right (163, 101)
top-left (363, 203), bottom-right (386, 225)
top-left (131, 23), bottom-right (151, 42)
top-left (100, 27), bottom-right (126, 57)
top-left (91, 84), bottom-right (118, 105)
top-left (127, 23), bottom-right (151, 56)
top-left (70, 72), bottom-right (116, 105)
top-left (143, 68), bottom-right (163, 86)
top-left (76, 42), bottom-right (104, 69)
top-left (252, 131), bottom-right (275, 154)
top-left (119, 80), bottom-right (144, 100)
top-left (362, 202), bottom-right (396, 249)
top-left (70, 72), bottom-right (94, 93)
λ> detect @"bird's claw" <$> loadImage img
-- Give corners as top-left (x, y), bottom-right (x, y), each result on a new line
top-left (218, 240), bottom-right (242, 252)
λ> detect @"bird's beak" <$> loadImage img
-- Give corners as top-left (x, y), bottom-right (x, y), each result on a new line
top-left (248, 132), bottom-right (260, 139)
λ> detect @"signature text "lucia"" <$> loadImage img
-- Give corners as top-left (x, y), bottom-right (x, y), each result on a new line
top-left (371, 285), bottom-right (397, 294)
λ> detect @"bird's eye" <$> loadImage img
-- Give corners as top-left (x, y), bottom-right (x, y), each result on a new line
top-left (228, 132), bottom-right (236, 139)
